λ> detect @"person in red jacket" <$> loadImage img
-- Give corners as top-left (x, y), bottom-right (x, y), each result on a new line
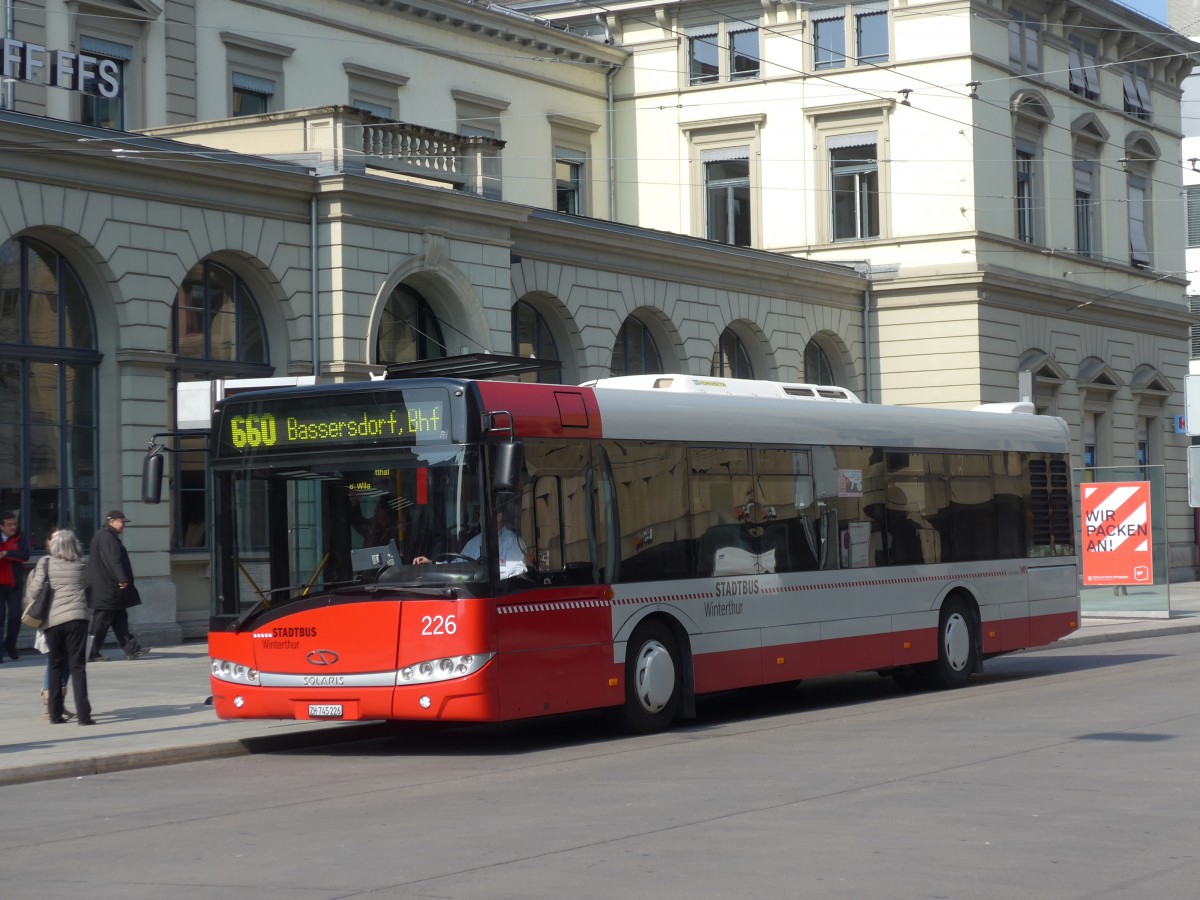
top-left (0, 511), bottom-right (31, 661)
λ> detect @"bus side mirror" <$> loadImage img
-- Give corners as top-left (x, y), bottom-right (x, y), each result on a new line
top-left (142, 443), bottom-right (166, 504)
top-left (492, 440), bottom-right (524, 496)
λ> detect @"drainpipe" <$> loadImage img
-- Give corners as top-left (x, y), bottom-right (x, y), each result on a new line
top-left (4, 1), bottom-right (13, 109)
top-left (858, 261), bottom-right (872, 403)
top-left (606, 63), bottom-right (620, 221)
top-left (310, 191), bottom-right (320, 378)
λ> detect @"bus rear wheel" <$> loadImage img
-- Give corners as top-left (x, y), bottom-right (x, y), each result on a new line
top-left (623, 620), bottom-right (682, 734)
top-left (930, 598), bottom-right (976, 689)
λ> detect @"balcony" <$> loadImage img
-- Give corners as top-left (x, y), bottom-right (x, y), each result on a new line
top-left (141, 105), bottom-right (506, 199)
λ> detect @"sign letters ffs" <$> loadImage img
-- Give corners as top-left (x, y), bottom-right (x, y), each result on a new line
top-left (3, 39), bottom-right (120, 97)
top-left (1080, 481), bottom-right (1153, 587)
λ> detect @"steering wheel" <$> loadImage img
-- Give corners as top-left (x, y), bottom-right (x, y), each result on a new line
top-left (432, 552), bottom-right (477, 564)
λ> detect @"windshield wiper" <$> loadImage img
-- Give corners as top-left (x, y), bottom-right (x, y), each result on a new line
top-left (229, 578), bottom-right (362, 631)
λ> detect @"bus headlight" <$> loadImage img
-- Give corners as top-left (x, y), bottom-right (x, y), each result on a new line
top-left (397, 652), bottom-right (492, 684)
top-left (211, 657), bottom-right (260, 686)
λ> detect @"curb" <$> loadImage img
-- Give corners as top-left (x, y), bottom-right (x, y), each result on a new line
top-left (1049, 619), bottom-right (1200, 649)
top-left (0, 721), bottom-right (395, 788)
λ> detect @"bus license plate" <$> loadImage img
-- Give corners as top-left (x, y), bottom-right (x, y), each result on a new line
top-left (308, 704), bottom-right (343, 718)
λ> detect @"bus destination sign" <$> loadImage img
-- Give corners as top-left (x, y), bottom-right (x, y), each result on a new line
top-left (217, 390), bottom-right (449, 458)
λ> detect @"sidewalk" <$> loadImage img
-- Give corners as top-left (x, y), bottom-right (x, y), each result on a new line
top-left (3, 584), bottom-right (1199, 788)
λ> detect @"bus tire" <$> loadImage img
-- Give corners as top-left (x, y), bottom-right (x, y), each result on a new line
top-left (623, 619), bottom-right (682, 734)
top-left (930, 598), bottom-right (976, 689)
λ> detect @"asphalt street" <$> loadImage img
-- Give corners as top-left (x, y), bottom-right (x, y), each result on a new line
top-left (1, 582), bottom-right (1197, 787)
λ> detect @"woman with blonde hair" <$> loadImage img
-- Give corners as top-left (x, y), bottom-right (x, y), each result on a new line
top-left (24, 528), bottom-right (94, 725)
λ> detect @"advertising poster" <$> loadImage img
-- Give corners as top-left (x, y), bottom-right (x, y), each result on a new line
top-left (1080, 481), bottom-right (1153, 586)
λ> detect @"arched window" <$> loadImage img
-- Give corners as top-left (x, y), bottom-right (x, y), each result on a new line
top-left (377, 284), bottom-right (446, 364)
top-left (612, 316), bottom-right (663, 376)
top-left (804, 339), bottom-right (836, 385)
top-left (0, 237), bottom-right (100, 549)
top-left (172, 259), bottom-right (270, 549)
top-left (173, 260), bottom-right (267, 366)
top-left (511, 299), bottom-right (561, 383)
top-left (711, 327), bottom-right (753, 378)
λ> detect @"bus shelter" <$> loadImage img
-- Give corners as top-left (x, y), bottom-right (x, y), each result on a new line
top-left (1074, 465), bottom-right (1169, 617)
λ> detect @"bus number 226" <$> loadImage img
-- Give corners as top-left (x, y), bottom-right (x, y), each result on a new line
top-left (422, 615), bottom-right (457, 636)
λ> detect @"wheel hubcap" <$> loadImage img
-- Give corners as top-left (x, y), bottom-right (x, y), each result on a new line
top-left (635, 639), bottom-right (675, 714)
top-left (944, 613), bottom-right (970, 672)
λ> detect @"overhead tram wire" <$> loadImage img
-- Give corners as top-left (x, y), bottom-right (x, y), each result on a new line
top-left (568, 0), bottom-right (1198, 211)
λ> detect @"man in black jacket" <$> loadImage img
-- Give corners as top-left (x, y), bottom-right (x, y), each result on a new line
top-left (0, 511), bottom-right (31, 661)
top-left (86, 510), bottom-right (146, 661)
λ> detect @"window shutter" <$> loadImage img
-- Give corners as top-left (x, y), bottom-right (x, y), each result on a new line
top-left (79, 36), bottom-right (132, 61)
top-left (232, 73), bottom-right (275, 95)
top-left (1187, 186), bottom-right (1200, 248)
top-left (702, 146), bottom-right (750, 162)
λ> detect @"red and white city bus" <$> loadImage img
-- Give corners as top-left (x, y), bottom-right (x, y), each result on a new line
top-left (183, 357), bottom-right (1077, 733)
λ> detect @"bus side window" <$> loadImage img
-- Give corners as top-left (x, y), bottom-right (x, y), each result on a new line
top-left (689, 446), bottom-right (754, 577)
top-left (754, 448), bottom-right (819, 573)
top-left (993, 451), bottom-right (1025, 558)
top-left (821, 445), bottom-right (884, 568)
top-left (601, 440), bottom-right (691, 583)
top-left (947, 453), bottom-right (996, 561)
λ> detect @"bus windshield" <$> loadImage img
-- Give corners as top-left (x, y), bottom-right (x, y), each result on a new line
top-left (223, 445), bottom-right (488, 610)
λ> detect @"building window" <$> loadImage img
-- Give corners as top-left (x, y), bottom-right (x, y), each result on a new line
top-left (711, 328), bottom-right (753, 378)
top-left (813, 8), bottom-right (845, 70)
top-left (549, 115), bottom-right (598, 216)
top-left (1008, 9), bottom-right (1041, 75)
top-left (855, 3), bottom-right (889, 65)
top-left (1187, 186), bottom-right (1200, 249)
top-left (729, 25), bottom-right (760, 79)
top-left (222, 31), bottom-right (292, 118)
top-left (78, 36), bottom-right (129, 129)
top-left (830, 134), bottom-right (878, 241)
top-left (1137, 416), bottom-right (1151, 477)
top-left (813, 3), bottom-right (888, 69)
top-left (687, 22), bottom-right (760, 85)
top-left (377, 284), bottom-right (446, 364)
top-left (1068, 38), bottom-right (1100, 101)
top-left (613, 316), bottom-right (664, 376)
top-left (1074, 159), bottom-right (1095, 256)
top-left (352, 99), bottom-right (392, 118)
top-left (232, 73), bottom-right (274, 116)
top-left (0, 237), bottom-right (100, 549)
top-left (688, 26), bottom-right (720, 84)
top-left (1128, 173), bottom-right (1150, 267)
top-left (511, 300), bottom-right (561, 384)
top-left (1015, 141), bottom-right (1037, 244)
top-left (345, 63), bottom-right (408, 121)
top-left (1123, 66), bottom-right (1153, 122)
top-left (556, 148), bottom-right (585, 214)
top-left (804, 340), bottom-right (836, 385)
top-left (173, 261), bottom-right (267, 365)
top-left (172, 260), bottom-right (270, 549)
top-left (704, 148), bottom-right (751, 245)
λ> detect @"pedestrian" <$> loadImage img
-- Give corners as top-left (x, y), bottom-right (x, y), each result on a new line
top-left (0, 510), bottom-right (31, 661)
top-left (25, 528), bottom-right (94, 725)
top-left (86, 510), bottom-right (147, 661)
top-left (35, 527), bottom-right (73, 720)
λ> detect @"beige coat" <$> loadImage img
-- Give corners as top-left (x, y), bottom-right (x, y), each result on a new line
top-left (23, 556), bottom-right (89, 629)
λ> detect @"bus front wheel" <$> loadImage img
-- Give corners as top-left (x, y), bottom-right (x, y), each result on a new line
top-left (623, 620), bottom-right (682, 733)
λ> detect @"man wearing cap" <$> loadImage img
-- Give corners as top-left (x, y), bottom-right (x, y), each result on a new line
top-left (86, 510), bottom-right (146, 661)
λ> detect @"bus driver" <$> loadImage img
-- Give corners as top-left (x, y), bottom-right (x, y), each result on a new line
top-left (413, 508), bottom-right (528, 579)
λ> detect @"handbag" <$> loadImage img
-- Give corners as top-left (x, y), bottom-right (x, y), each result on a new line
top-left (21, 558), bottom-right (54, 628)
